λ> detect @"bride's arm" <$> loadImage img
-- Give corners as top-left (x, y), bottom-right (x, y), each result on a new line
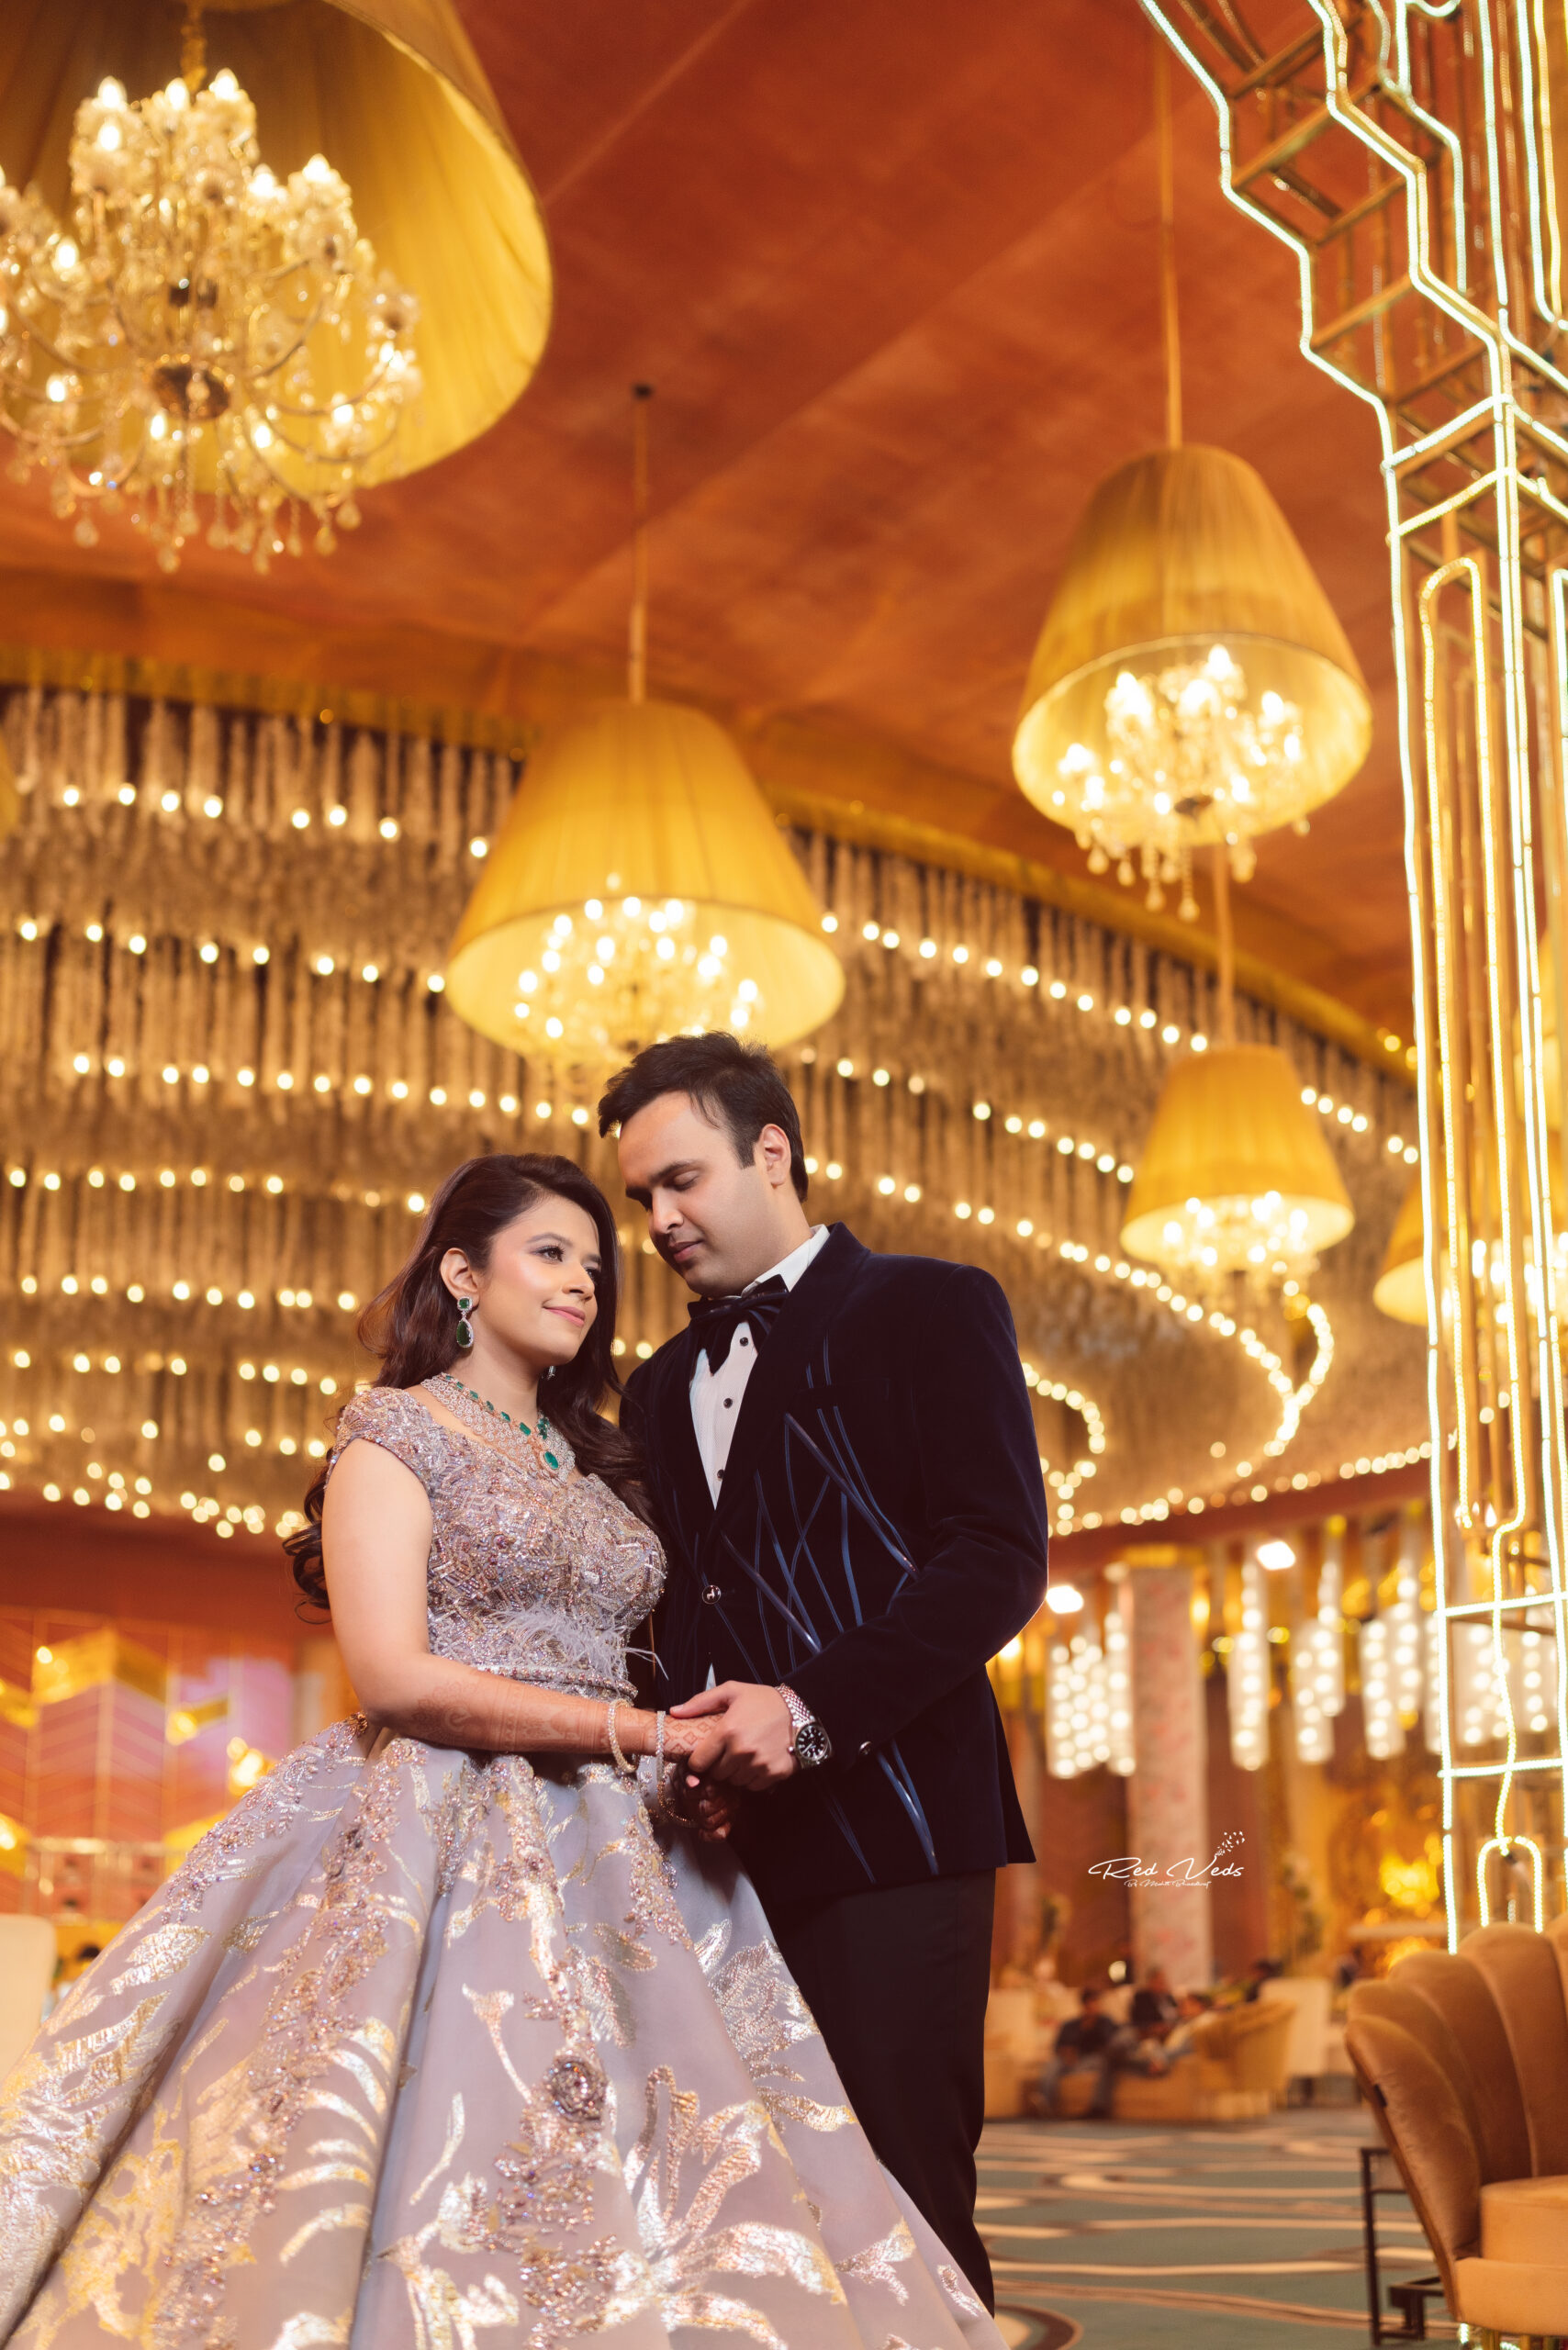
top-left (322, 1436), bottom-right (694, 1762)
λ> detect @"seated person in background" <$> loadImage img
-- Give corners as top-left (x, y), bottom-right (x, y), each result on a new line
top-left (1128, 1964), bottom-right (1178, 2037)
top-left (1117, 1986), bottom-right (1212, 2077)
top-left (1160, 1989), bottom-right (1209, 2060)
top-left (1039, 1986), bottom-right (1118, 2117)
top-left (1242, 1955), bottom-right (1282, 2004)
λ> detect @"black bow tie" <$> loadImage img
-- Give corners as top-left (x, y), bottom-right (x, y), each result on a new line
top-left (689, 1275), bottom-right (790, 1371)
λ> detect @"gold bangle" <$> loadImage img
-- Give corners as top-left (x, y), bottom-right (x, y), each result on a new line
top-left (606, 1702), bottom-right (636, 1774)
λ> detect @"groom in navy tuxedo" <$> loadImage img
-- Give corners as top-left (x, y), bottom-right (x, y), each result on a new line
top-left (600, 1033), bottom-right (1047, 2308)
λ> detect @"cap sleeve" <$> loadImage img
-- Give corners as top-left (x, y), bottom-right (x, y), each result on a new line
top-left (327, 1386), bottom-right (446, 1495)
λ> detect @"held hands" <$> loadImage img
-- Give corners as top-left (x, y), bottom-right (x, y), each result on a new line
top-left (667, 1682), bottom-right (797, 1791)
top-left (616, 1708), bottom-right (746, 1841)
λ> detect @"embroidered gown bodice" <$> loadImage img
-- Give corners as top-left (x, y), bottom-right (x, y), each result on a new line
top-left (328, 1382), bottom-right (664, 1701)
top-left (0, 1379), bottom-right (1002, 2350)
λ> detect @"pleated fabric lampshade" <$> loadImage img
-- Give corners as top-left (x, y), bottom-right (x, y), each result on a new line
top-left (1013, 446), bottom-right (1371, 903)
top-left (445, 699), bottom-right (845, 1064)
top-left (0, 0), bottom-right (551, 488)
top-left (1373, 1169), bottom-right (1427, 1326)
top-left (1121, 1043), bottom-right (1354, 1280)
top-left (1373, 1156), bottom-right (1568, 1331)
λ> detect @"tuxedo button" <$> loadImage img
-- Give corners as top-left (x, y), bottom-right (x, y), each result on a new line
top-left (702, 1583), bottom-right (722, 1604)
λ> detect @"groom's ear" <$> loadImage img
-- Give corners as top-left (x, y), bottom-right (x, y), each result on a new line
top-left (756, 1123), bottom-right (795, 1189)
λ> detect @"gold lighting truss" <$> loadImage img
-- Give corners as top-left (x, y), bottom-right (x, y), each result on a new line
top-left (1140, 0), bottom-right (1568, 1935)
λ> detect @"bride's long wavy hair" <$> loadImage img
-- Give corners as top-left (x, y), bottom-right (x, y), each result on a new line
top-left (286, 1153), bottom-right (650, 1611)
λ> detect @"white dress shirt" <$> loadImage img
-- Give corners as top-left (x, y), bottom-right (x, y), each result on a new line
top-left (689, 1225), bottom-right (829, 1505)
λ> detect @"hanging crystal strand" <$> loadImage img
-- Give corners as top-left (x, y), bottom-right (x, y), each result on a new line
top-left (185, 702), bottom-right (218, 819)
top-left (401, 972), bottom-right (429, 1115)
top-left (310, 1192), bottom-right (339, 1312)
top-left (44, 688), bottom-right (74, 809)
top-left (131, 941), bottom-right (166, 1112)
top-left (441, 988), bottom-right (465, 1107)
top-left (242, 712), bottom-right (273, 841)
top-left (37, 1169), bottom-right (66, 1293)
top-left (277, 710), bottom-right (304, 837)
top-left (171, 936), bottom-right (199, 1081)
top-left (254, 943), bottom-right (286, 1098)
top-left (237, 949), bottom-right (266, 1107)
top-left (316, 720), bottom-right (344, 839)
top-left (77, 687), bottom-right (103, 823)
top-left (219, 710), bottom-right (248, 836)
top-left (321, 968), bottom-right (347, 1104)
top-left (261, 710), bottom-right (287, 841)
top-left (483, 1034), bottom-right (508, 1116)
top-left (436, 743), bottom-right (464, 876)
top-left (98, 689), bottom-right (127, 810)
top-left (281, 942), bottom-right (310, 1106)
top-left (207, 951), bottom-right (233, 1109)
top-left (16, 1151), bottom-right (41, 1283)
top-left (401, 734), bottom-right (433, 848)
top-left (369, 968), bottom-right (395, 1134)
top-left (344, 963), bottom-right (374, 1135)
top-left (347, 730), bottom-right (379, 845)
top-left (15, 683), bottom-right (42, 793)
top-left (59, 686), bottom-right (86, 817)
top-left (0, 936), bottom-right (18, 1108)
top-left (138, 699), bottom-right (169, 819)
top-left (46, 931), bottom-right (81, 1101)
top-left (488, 753), bottom-right (514, 844)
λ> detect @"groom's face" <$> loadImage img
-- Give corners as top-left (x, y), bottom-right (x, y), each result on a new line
top-left (618, 1091), bottom-right (787, 1297)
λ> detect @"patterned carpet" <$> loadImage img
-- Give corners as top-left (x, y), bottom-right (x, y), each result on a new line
top-left (978, 2108), bottom-right (1450, 2350)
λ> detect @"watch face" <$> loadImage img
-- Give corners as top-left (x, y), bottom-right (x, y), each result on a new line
top-left (794, 1719), bottom-right (832, 1769)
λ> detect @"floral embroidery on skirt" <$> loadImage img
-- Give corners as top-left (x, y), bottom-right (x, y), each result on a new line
top-left (0, 1720), bottom-right (1001, 2350)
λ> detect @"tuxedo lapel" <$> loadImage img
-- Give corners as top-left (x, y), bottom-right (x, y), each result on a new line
top-left (711, 1223), bottom-right (869, 1530)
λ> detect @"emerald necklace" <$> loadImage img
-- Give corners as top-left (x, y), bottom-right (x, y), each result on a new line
top-left (433, 1371), bottom-right (562, 1472)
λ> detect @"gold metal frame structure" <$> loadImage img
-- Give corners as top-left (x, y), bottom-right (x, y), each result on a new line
top-left (1140, 0), bottom-right (1568, 1936)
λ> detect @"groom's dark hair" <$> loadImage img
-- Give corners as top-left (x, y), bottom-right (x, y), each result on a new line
top-left (598, 1033), bottom-right (809, 1201)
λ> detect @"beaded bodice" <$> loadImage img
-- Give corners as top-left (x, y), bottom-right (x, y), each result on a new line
top-left (327, 1384), bottom-right (664, 1700)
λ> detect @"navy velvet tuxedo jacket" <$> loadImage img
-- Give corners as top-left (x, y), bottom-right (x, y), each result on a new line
top-left (622, 1223), bottom-right (1047, 1910)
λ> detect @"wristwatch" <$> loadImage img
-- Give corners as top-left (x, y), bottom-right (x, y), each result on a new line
top-left (777, 1684), bottom-right (832, 1770)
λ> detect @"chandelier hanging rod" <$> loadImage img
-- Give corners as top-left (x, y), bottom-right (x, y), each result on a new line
top-left (1155, 32), bottom-right (1182, 452)
top-left (629, 381), bottom-right (653, 705)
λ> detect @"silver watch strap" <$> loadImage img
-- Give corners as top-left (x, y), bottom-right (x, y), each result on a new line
top-left (776, 1684), bottom-right (815, 1741)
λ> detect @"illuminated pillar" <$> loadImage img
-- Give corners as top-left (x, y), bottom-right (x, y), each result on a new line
top-left (1127, 1560), bottom-right (1213, 1986)
top-left (1145, 0), bottom-right (1568, 1935)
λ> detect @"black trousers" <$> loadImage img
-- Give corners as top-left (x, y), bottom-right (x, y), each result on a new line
top-left (767, 1871), bottom-right (995, 2311)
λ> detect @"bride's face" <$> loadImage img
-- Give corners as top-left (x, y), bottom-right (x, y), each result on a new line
top-left (440, 1197), bottom-right (600, 1372)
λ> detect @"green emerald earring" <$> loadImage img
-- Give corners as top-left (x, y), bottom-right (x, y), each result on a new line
top-left (455, 1295), bottom-right (475, 1350)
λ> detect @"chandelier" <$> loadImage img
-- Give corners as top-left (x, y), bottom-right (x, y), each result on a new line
top-left (1121, 811), bottom-right (1354, 1295)
top-left (1120, 1039), bottom-right (1354, 1287)
top-left (1014, 443), bottom-right (1371, 915)
top-left (0, 60), bottom-right (419, 573)
top-left (446, 698), bottom-right (845, 1066)
top-left (1011, 61), bottom-right (1367, 912)
top-left (1086, 641), bottom-right (1305, 886)
top-left (445, 390), bottom-right (844, 1064)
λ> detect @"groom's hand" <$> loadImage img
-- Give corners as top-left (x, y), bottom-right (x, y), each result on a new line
top-left (670, 1682), bottom-right (796, 1789)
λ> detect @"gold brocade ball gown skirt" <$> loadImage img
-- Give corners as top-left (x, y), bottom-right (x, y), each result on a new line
top-left (0, 1717), bottom-right (1002, 2350)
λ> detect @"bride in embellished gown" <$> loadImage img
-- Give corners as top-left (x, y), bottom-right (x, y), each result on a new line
top-left (0, 1153), bottom-right (1002, 2350)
